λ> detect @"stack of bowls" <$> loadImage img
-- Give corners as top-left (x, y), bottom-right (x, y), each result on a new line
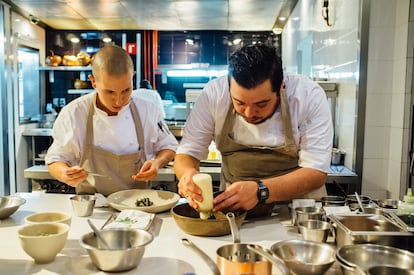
top-left (336, 244), bottom-right (414, 274)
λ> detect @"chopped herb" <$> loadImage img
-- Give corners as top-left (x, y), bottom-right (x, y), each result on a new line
top-left (135, 197), bottom-right (153, 207)
top-left (116, 217), bottom-right (137, 224)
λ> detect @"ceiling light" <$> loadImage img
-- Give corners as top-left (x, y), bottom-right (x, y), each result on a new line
top-left (272, 28), bottom-right (283, 35)
top-left (70, 37), bottom-right (80, 43)
top-left (278, 16), bottom-right (286, 21)
top-left (185, 38), bottom-right (194, 45)
top-left (102, 37), bottom-right (112, 43)
top-left (232, 38), bottom-right (242, 45)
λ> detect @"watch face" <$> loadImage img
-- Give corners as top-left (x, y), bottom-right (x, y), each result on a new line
top-left (260, 190), bottom-right (268, 197)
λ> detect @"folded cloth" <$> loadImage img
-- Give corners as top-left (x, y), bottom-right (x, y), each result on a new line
top-left (323, 206), bottom-right (353, 216)
top-left (94, 193), bottom-right (109, 208)
top-left (106, 209), bottom-right (155, 230)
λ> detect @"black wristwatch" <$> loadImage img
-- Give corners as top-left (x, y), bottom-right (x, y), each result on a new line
top-left (256, 180), bottom-right (269, 204)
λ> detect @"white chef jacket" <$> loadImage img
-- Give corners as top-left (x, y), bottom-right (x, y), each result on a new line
top-left (45, 92), bottom-right (178, 166)
top-left (132, 88), bottom-right (166, 118)
top-left (177, 74), bottom-right (333, 173)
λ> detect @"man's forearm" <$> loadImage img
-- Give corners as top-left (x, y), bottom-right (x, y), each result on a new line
top-left (173, 154), bottom-right (200, 179)
top-left (154, 149), bottom-right (176, 168)
top-left (47, 161), bottom-right (70, 183)
top-left (263, 167), bottom-right (327, 202)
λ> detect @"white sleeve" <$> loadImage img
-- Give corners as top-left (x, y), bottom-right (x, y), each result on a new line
top-left (45, 106), bottom-right (85, 166)
top-left (177, 77), bottom-right (229, 160)
top-left (295, 81), bottom-right (333, 173)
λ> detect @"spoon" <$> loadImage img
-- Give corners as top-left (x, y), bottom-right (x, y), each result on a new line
top-left (87, 219), bottom-right (111, 249)
top-left (354, 192), bottom-right (365, 213)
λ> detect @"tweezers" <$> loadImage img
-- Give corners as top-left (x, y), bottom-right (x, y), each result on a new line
top-left (85, 170), bottom-right (112, 179)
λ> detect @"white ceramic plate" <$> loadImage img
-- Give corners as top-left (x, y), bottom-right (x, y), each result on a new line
top-left (107, 189), bottom-right (180, 213)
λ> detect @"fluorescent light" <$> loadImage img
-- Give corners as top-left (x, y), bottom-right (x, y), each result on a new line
top-left (233, 38), bottom-right (242, 45)
top-left (167, 70), bottom-right (228, 78)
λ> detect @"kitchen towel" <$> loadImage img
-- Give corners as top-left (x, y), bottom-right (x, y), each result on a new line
top-left (105, 209), bottom-right (154, 230)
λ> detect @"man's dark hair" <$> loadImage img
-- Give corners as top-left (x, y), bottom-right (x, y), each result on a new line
top-left (140, 79), bottom-right (152, 89)
top-left (228, 44), bottom-right (283, 95)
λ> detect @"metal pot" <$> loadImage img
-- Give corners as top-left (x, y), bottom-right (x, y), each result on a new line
top-left (181, 212), bottom-right (289, 275)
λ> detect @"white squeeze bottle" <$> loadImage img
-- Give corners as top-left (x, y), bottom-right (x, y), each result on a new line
top-left (192, 173), bottom-right (214, 220)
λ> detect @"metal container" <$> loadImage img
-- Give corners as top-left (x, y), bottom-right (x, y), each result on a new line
top-left (366, 266), bottom-right (414, 275)
top-left (321, 195), bottom-right (345, 206)
top-left (0, 196), bottom-right (26, 219)
top-left (70, 194), bottom-right (96, 217)
top-left (80, 228), bottom-right (153, 272)
top-left (294, 206), bottom-right (325, 226)
top-left (270, 239), bottom-right (336, 275)
top-left (298, 220), bottom-right (332, 243)
top-left (337, 244), bottom-right (414, 275)
top-left (329, 214), bottom-right (413, 251)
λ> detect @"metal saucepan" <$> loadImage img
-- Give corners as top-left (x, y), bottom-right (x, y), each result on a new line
top-left (181, 212), bottom-right (289, 275)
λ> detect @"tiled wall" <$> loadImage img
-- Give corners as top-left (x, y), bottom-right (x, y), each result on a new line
top-left (283, 0), bottom-right (413, 199)
top-left (363, 0), bottom-right (412, 199)
top-left (282, 0), bottom-right (359, 169)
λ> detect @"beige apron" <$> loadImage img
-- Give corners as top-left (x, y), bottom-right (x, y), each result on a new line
top-left (216, 88), bottom-right (326, 200)
top-left (77, 94), bottom-right (149, 196)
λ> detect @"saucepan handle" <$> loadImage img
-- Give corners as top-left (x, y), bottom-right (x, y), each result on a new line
top-left (246, 244), bottom-right (290, 275)
top-left (181, 238), bottom-right (221, 275)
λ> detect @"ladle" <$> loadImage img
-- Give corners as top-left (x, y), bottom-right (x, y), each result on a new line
top-left (87, 219), bottom-right (111, 250)
top-left (354, 192), bottom-right (365, 213)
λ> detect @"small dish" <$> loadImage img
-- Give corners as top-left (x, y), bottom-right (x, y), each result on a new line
top-left (25, 211), bottom-right (71, 226)
top-left (107, 189), bottom-right (180, 213)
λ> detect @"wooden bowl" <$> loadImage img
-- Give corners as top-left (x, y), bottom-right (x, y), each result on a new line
top-left (171, 203), bottom-right (246, 236)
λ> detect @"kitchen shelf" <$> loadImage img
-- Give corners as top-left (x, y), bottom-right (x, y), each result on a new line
top-left (67, 89), bottom-right (94, 94)
top-left (39, 65), bottom-right (92, 71)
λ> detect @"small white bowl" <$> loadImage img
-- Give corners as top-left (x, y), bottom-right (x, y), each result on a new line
top-left (25, 212), bottom-right (71, 226)
top-left (18, 222), bottom-right (69, 263)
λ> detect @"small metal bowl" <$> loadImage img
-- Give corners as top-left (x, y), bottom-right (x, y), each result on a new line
top-left (346, 194), bottom-right (371, 205)
top-left (270, 239), bottom-right (335, 275)
top-left (376, 199), bottom-right (399, 209)
top-left (80, 228), bottom-right (153, 272)
top-left (321, 195), bottom-right (345, 206)
top-left (0, 196), bottom-right (26, 219)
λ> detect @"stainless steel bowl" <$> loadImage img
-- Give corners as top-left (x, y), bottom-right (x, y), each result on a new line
top-left (366, 266), bottom-right (414, 275)
top-left (294, 206), bottom-right (325, 226)
top-left (80, 228), bottom-right (153, 272)
top-left (376, 199), bottom-right (399, 209)
top-left (0, 196), bottom-right (26, 219)
top-left (346, 194), bottom-right (371, 205)
top-left (270, 239), bottom-right (336, 275)
top-left (337, 244), bottom-right (414, 274)
top-left (321, 196), bottom-right (345, 206)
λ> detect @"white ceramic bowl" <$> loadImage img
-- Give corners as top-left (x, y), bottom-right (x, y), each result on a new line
top-left (18, 222), bottom-right (69, 263)
top-left (25, 211), bottom-right (71, 226)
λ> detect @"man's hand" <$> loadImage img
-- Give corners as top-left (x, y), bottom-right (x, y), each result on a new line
top-left (132, 160), bottom-right (158, 181)
top-left (212, 181), bottom-right (259, 212)
top-left (60, 166), bottom-right (88, 187)
top-left (177, 170), bottom-right (203, 210)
